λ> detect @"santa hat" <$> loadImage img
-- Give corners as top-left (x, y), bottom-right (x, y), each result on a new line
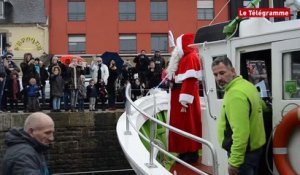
top-left (176, 33), bottom-right (195, 58)
top-left (166, 33), bottom-right (195, 80)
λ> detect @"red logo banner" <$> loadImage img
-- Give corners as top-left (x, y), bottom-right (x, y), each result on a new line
top-left (238, 8), bottom-right (290, 18)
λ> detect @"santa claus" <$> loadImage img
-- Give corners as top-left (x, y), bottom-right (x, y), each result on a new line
top-left (166, 33), bottom-right (202, 163)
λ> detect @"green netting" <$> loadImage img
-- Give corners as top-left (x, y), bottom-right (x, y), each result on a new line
top-left (139, 110), bottom-right (176, 170)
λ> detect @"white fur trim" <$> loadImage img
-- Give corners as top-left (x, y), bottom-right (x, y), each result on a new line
top-left (175, 70), bottom-right (203, 83)
top-left (176, 35), bottom-right (184, 58)
top-left (179, 93), bottom-right (194, 104)
top-left (166, 46), bottom-right (181, 80)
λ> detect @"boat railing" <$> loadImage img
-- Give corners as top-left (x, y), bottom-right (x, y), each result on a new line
top-left (124, 83), bottom-right (219, 175)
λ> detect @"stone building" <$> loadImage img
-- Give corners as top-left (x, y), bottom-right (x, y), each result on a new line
top-left (0, 0), bottom-right (49, 62)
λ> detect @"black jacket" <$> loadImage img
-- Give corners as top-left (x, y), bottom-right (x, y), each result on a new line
top-left (2, 128), bottom-right (50, 175)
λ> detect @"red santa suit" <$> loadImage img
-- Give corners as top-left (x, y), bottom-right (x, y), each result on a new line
top-left (167, 33), bottom-right (202, 153)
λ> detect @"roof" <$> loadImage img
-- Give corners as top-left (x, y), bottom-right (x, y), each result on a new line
top-left (0, 0), bottom-right (47, 24)
top-left (194, 21), bottom-right (235, 44)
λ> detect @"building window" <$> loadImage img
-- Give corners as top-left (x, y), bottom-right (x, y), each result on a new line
top-left (151, 0), bottom-right (167, 21)
top-left (0, 1), bottom-right (4, 19)
top-left (68, 35), bottom-right (86, 54)
top-left (197, 0), bottom-right (214, 20)
top-left (68, 0), bottom-right (85, 21)
top-left (151, 34), bottom-right (168, 53)
top-left (119, 0), bottom-right (136, 21)
top-left (119, 34), bottom-right (136, 54)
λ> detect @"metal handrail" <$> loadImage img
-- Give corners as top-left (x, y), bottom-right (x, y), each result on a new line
top-left (53, 169), bottom-right (134, 175)
top-left (124, 83), bottom-right (219, 175)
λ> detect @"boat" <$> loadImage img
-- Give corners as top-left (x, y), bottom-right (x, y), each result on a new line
top-left (116, 1), bottom-right (300, 174)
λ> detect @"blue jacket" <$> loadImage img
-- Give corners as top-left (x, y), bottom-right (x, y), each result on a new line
top-left (26, 84), bottom-right (40, 97)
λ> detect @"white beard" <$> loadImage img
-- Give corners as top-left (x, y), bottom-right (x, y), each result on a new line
top-left (166, 46), bottom-right (182, 80)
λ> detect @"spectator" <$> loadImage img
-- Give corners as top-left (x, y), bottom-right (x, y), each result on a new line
top-left (117, 64), bottom-right (130, 103)
top-left (20, 53), bottom-right (40, 112)
top-left (6, 71), bottom-right (21, 113)
top-left (67, 57), bottom-right (84, 112)
top-left (78, 59), bottom-right (90, 75)
top-left (86, 79), bottom-right (98, 111)
top-left (50, 66), bottom-right (64, 112)
top-left (77, 75), bottom-right (86, 112)
top-left (151, 50), bottom-right (165, 77)
top-left (2, 112), bottom-right (55, 175)
top-left (5, 53), bottom-right (20, 73)
top-left (91, 57), bottom-right (109, 86)
top-left (0, 53), bottom-right (18, 111)
top-left (131, 78), bottom-right (145, 101)
top-left (39, 60), bottom-right (49, 106)
top-left (0, 57), bottom-right (8, 112)
top-left (25, 78), bottom-right (40, 112)
top-left (2, 54), bottom-right (18, 111)
top-left (107, 60), bottom-right (119, 110)
top-left (48, 56), bottom-right (67, 110)
top-left (145, 60), bottom-right (161, 89)
top-left (133, 50), bottom-right (150, 84)
top-left (98, 80), bottom-right (108, 111)
top-left (90, 57), bottom-right (109, 110)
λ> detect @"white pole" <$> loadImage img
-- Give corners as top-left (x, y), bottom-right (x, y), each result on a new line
top-left (269, 0), bottom-right (274, 22)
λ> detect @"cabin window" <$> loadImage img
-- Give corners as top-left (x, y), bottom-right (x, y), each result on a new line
top-left (240, 50), bottom-right (272, 99)
top-left (282, 51), bottom-right (300, 99)
top-left (119, 0), bottom-right (136, 21)
top-left (246, 60), bottom-right (270, 98)
top-left (151, 34), bottom-right (168, 53)
top-left (68, 35), bottom-right (86, 54)
top-left (119, 34), bottom-right (136, 54)
top-left (68, 0), bottom-right (85, 21)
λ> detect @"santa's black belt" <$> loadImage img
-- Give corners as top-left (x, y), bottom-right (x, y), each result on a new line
top-left (172, 83), bottom-right (182, 90)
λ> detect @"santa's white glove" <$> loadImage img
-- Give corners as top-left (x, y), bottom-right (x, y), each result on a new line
top-left (168, 30), bottom-right (175, 48)
top-left (180, 102), bottom-right (188, 112)
top-left (180, 102), bottom-right (188, 108)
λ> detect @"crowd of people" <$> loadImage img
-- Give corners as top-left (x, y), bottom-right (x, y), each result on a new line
top-left (1, 34), bottom-right (269, 175)
top-left (0, 49), bottom-right (167, 113)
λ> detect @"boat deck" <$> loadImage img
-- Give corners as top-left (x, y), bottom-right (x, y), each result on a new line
top-left (170, 157), bottom-right (213, 175)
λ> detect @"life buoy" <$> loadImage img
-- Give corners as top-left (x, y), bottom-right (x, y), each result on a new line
top-left (273, 107), bottom-right (300, 175)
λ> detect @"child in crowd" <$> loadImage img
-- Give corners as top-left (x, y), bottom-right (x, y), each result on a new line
top-left (131, 78), bottom-right (145, 101)
top-left (50, 66), bottom-right (64, 112)
top-left (86, 79), bottom-right (98, 111)
top-left (98, 80), bottom-right (108, 111)
top-left (6, 71), bottom-right (21, 113)
top-left (77, 75), bottom-right (86, 112)
top-left (25, 78), bottom-right (40, 112)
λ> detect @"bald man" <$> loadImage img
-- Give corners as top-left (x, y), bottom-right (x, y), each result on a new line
top-left (2, 112), bottom-right (55, 175)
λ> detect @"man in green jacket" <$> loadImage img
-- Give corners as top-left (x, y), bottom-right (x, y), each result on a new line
top-left (211, 56), bottom-right (266, 175)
